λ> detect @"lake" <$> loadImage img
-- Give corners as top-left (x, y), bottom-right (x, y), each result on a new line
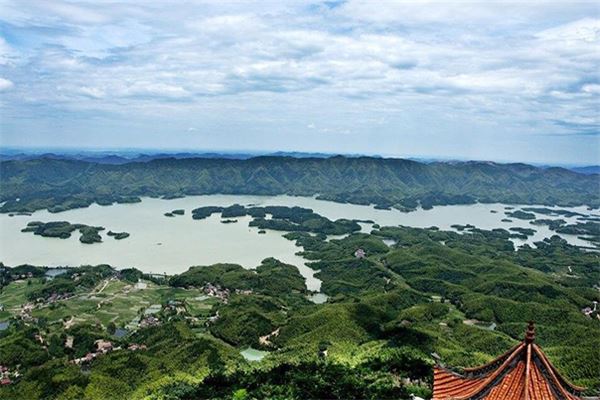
top-left (0, 195), bottom-right (596, 293)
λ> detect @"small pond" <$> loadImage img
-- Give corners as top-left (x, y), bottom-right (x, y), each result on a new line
top-left (307, 293), bottom-right (329, 304)
top-left (240, 347), bottom-right (269, 362)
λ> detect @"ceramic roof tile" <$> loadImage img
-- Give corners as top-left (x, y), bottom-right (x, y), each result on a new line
top-left (432, 322), bottom-right (585, 400)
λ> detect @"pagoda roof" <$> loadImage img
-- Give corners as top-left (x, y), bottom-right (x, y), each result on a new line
top-left (432, 322), bottom-right (586, 400)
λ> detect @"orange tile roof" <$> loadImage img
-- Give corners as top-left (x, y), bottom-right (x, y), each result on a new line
top-left (432, 322), bottom-right (585, 400)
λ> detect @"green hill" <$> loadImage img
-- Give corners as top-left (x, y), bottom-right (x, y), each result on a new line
top-left (1, 156), bottom-right (598, 213)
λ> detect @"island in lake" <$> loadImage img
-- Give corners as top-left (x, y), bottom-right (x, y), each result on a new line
top-left (21, 221), bottom-right (105, 244)
top-left (21, 221), bottom-right (130, 243)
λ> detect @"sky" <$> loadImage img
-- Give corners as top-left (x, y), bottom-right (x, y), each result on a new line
top-left (0, 1), bottom-right (599, 164)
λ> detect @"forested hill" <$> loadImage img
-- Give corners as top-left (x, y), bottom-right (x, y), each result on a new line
top-left (1, 156), bottom-right (598, 213)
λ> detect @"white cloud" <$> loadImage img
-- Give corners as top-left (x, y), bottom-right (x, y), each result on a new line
top-left (536, 17), bottom-right (600, 42)
top-left (0, 0), bottom-right (598, 159)
top-left (122, 82), bottom-right (190, 98)
top-left (582, 84), bottom-right (600, 94)
top-left (0, 37), bottom-right (14, 65)
top-left (79, 86), bottom-right (105, 98)
top-left (0, 78), bottom-right (14, 91)
top-left (35, 1), bottom-right (112, 24)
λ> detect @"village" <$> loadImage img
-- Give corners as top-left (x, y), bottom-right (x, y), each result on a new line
top-left (0, 267), bottom-right (241, 386)
top-left (71, 339), bottom-right (147, 366)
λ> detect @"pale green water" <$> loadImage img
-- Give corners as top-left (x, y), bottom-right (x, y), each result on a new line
top-left (307, 293), bottom-right (329, 304)
top-left (240, 347), bottom-right (269, 361)
top-left (0, 194), bottom-right (596, 294)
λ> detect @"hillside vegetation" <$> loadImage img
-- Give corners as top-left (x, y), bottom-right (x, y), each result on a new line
top-left (0, 221), bottom-right (598, 399)
top-left (1, 156), bottom-right (598, 213)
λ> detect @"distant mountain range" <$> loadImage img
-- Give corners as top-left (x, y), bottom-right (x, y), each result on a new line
top-left (0, 150), bottom-right (596, 174)
top-left (0, 151), bottom-right (351, 165)
top-left (569, 165), bottom-right (600, 175)
top-left (0, 152), bottom-right (258, 164)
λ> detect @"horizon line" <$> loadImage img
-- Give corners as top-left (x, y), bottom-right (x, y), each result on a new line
top-left (0, 145), bottom-right (597, 168)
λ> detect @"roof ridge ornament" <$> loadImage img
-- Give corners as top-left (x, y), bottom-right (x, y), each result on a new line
top-left (525, 320), bottom-right (535, 344)
top-left (432, 320), bottom-right (586, 399)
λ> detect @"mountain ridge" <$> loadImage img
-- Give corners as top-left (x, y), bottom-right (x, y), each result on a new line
top-left (1, 155), bottom-right (598, 213)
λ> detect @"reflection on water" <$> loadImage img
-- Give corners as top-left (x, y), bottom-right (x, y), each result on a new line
top-left (0, 194), bottom-right (596, 293)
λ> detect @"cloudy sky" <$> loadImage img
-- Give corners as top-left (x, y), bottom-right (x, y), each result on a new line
top-left (0, 1), bottom-right (598, 164)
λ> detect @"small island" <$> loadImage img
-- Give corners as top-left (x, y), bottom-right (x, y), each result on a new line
top-left (530, 218), bottom-right (566, 230)
top-left (508, 227), bottom-right (536, 239)
top-left (373, 204), bottom-right (391, 210)
top-left (161, 194), bottom-right (185, 200)
top-left (79, 226), bottom-right (104, 244)
top-left (107, 231), bottom-right (130, 240)
top-left (450, 224), bottom-right (476, 231)
top-left (192, 204), bottom-right (361, 235)
top-left (21, 221), bottom-right (105, 244)
top-left (555, 221), bottom-right (600, 245)
top-left (505, 210), bottom-right (536, 220)
top-left (521, 207), bottom-right (583, 218)
top-left (191, 206), bottom-right (225, 220)
top-left (509, 227), bottom-right (536, 236)
top-left (165, 209), bottom-right (185, 217)
top-left (8, 212), bottom-right (33, 217)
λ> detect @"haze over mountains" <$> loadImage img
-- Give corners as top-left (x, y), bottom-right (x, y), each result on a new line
top-left (0, 150), bottom-right (339, 164)
top-left (0, 149), bottom-right (597, 174)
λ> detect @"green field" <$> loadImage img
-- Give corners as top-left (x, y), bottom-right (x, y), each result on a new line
top-left (1, 278), bottom-right (215, 330)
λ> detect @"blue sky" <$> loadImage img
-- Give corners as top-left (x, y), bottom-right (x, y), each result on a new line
top-left (0, 1), bottom-right (598, 164)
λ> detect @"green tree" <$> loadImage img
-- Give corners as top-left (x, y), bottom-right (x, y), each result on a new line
top-left (232, 388), bottom-right (248, 400)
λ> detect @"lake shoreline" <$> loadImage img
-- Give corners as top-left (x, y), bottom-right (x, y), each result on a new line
top-left (1, 194), bottom-right (598, 291)
top-left (3, 192), bottom-right (599, 216)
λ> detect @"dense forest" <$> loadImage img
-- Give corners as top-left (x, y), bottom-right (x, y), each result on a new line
top-left (1, 156), bottom-right (598, 213)
top-left (1, 156), bottom-right (599, 398)
top-left (1, 221), bottom-right (598, 399)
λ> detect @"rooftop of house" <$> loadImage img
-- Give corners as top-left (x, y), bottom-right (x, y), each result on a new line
top-left (432, 322), bottom-right (585, 400)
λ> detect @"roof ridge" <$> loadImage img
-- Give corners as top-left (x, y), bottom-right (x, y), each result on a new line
top-left (462, 342), bottom-right (522, 374)
top-left (533, 344), bottom-right (586, 395)
top-left (452, 342), bottom-right (527, 399)
top-left (524, 342), bottom-right (533, 400)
